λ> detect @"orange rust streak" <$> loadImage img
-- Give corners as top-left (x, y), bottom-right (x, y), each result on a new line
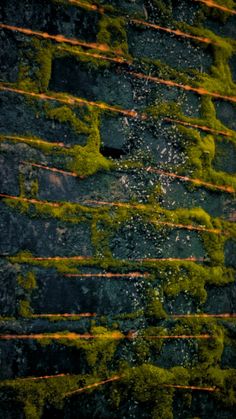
top-left (145, 166), bottom-right (235, 194)
top-left (172, 313), bottom-right (236, 318)
top-left (0, 193), bottom-right (62, 207)
top-left (32, 255), bottom-right (91, 261)
top-left (0, 135), bottom-right (65, 148)
top-left (0, 23), bottom-right (111, 53)
top-left (136, 257), bottom-right (205, 262)
top-left (58, 46), bottom-right (132, 64)
top-left (146, 334), bottom-right (211, 339)
top-left (0, 85), bottom-right (141, 119)
top-left (154, 220), bottom-right (221, 235)
top-left (64, 375), bottom-right (216, 397)
top-left (0, 333), bottom-right (211, 340)
top-left (163, 384), bottom-right (217, 392)
top-left (83, 200), bottom-right (222, 234)
top-left (130, 71), bottom-right (236, 104)
top-left (64, 272), bottom-right (149, 278)
top-left (193, 0), bottom-right (236, 15)
top-left (0, 333), bottom-right (122, 340)
top-left (65, 375), bottom-right (121, 397)
top-left (31, 313), bottom-right (96, 318)
top-left (68, 0), bottom-right (104, 12)
top-left (130, 18), bottom-right (215, 45)
top-left (164, 116), bottom-right (233, 137)
top-left (22, 162), bottom-right (78, 177)
top-left (18, 373), bottom-right (69, 381)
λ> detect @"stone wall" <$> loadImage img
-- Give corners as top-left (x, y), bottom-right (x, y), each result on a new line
top-left (0, 0), bottom-right (236, 417)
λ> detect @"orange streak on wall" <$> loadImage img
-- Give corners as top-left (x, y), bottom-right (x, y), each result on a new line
top-left (58, 46), bottom-right (132, 64)
top-left (163, 384), bottom-right (217, 391)
top-left (31, 313), bottom-right (96, 318)
top-left (65, 375), bottom-right (121, 396)
top-left (0, 333), bottom-right (211, 340)
top-left (136, 257), bottom-right (205, 262)
top-left (130, 18), bottom-right (216, 45)
top-left (18, 373), bottom-right (69, 381)
top-left (193, 0), bottom-right (236, 15)
top-left (83, 200), bottom-right (223, 235)
top-left (130, 71), bottom-right (236, 104)
top-left (68, 0), bottom-right (104, 12)
top-left (0, 135), bottom-right (65, 148)
top-left (0, 192), bottom-right (62, 207)
top-left (164, 117), bottom-right (233, 138)
top-left (0, 84), bottom-right (141, 119)
top-left (172, 313), bottom-right (236, 318)
top-left (22, 162), bottom-right (78, 177)
top-left (64, 272), bottom-right (150, 278)
top-left (0, 23), bottom-right (113, 53)
top-left (64, 375), bottom-right (217, 397)
top-left (145, 166), bottom-right (235, 194)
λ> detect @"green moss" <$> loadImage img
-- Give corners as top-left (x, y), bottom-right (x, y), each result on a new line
top-left (145, 289), bottom-right (167, 319)
top-left (121, 364), bottom-right (190, 418)
top-left (0, 373), bottom-right (92, 419)
top-left (18, 300), bottom-right (32, 317)
top-left (18, 39), bottom-right (53, 93)
top-left (45, 105), bottom-right (90, 135)
top-left (17, 272), bottom-right (37, 291)
top-left (97, 15), bottom-right (129, 55)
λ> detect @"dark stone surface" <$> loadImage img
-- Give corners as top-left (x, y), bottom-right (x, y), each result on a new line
top-left (0, 92), bottom-right (87, 146)
top-left (0, 203), bottom-right (93, 257)
top-left (127, 26), bottom-right (213, 73)
top-left (0, 0), bottom-right (99, 41)
top-left (111, 218), bottom-right (205, 259)
top-left (31, 270), bottom-right (144, 315)
top-left (0, 0), bottom-right (236, 417)
top-left (215, 100), bottom-right (236, 132)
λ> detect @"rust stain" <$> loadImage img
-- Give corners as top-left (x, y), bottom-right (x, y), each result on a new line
top-left (0, 192), bottom-right (63, 207)
top-left (0, 193), bottom-right (62, 207)
top-left (64, 272), bottom-right (150, 278)
top-left (17, 373), bottom-right (69, 381)
top-left (0, 134), bottom-right (65, 148)
top-left (145, 166), bottom-right (235, 194)
top-left (64, 375), bottom-right (217, 397)
top-left (0, 84), bottom-right (142, 119)
top-left (58, 46), bottom-right (132, 64)
top-left (130, 18), bottom-right (216, 45)
top-left (65, 375), bottom-right (121, 397)
top-left (68, 0), bottom-right (104, 13)
top-left (83, 200), bottom-right (223, 234)
top-left (22, 161), bottom-right (78, 177)
top-left (31, 255), bottom-right (91, 261)
top-left (153, 220), bottom-right (222, 234)
top-left (164, 116), bottom-right (234, 138)
top-left (163, 384), bottom-right (217, 392)
top-left (0, 333), bottom-right (211, 340)
top-left (172, 313), bottom-right (236, 318)
top-left (0, 23), bottom-right (114, 53)
top-left (136, 257), bottom-right (205, 262)
top-left (31, 313), bottom-right (96, 318)
top-left (130, 71), bottom-right (236, 104)
top-left (193, 0), bottom-right (236, 15)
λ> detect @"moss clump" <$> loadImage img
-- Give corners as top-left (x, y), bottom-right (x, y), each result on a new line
top-left (145, 288), bottom-right (167, 319)
top-left (121, 364), bottom-right (190, 419)
top-left (18, 39), bottom-right (53, 93)
top-left (17, 272), bottom-right (37, 291)
top-left (0, 373), bottom-right (93, 419)
top-left (45, 105), bottom-right (90, 135)
top-left (97, 16), bottom-right (129, 55)
top-left (37, 326), bottom-right (123, 375)
top-left (18, 300), bottom-right (32, 317)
